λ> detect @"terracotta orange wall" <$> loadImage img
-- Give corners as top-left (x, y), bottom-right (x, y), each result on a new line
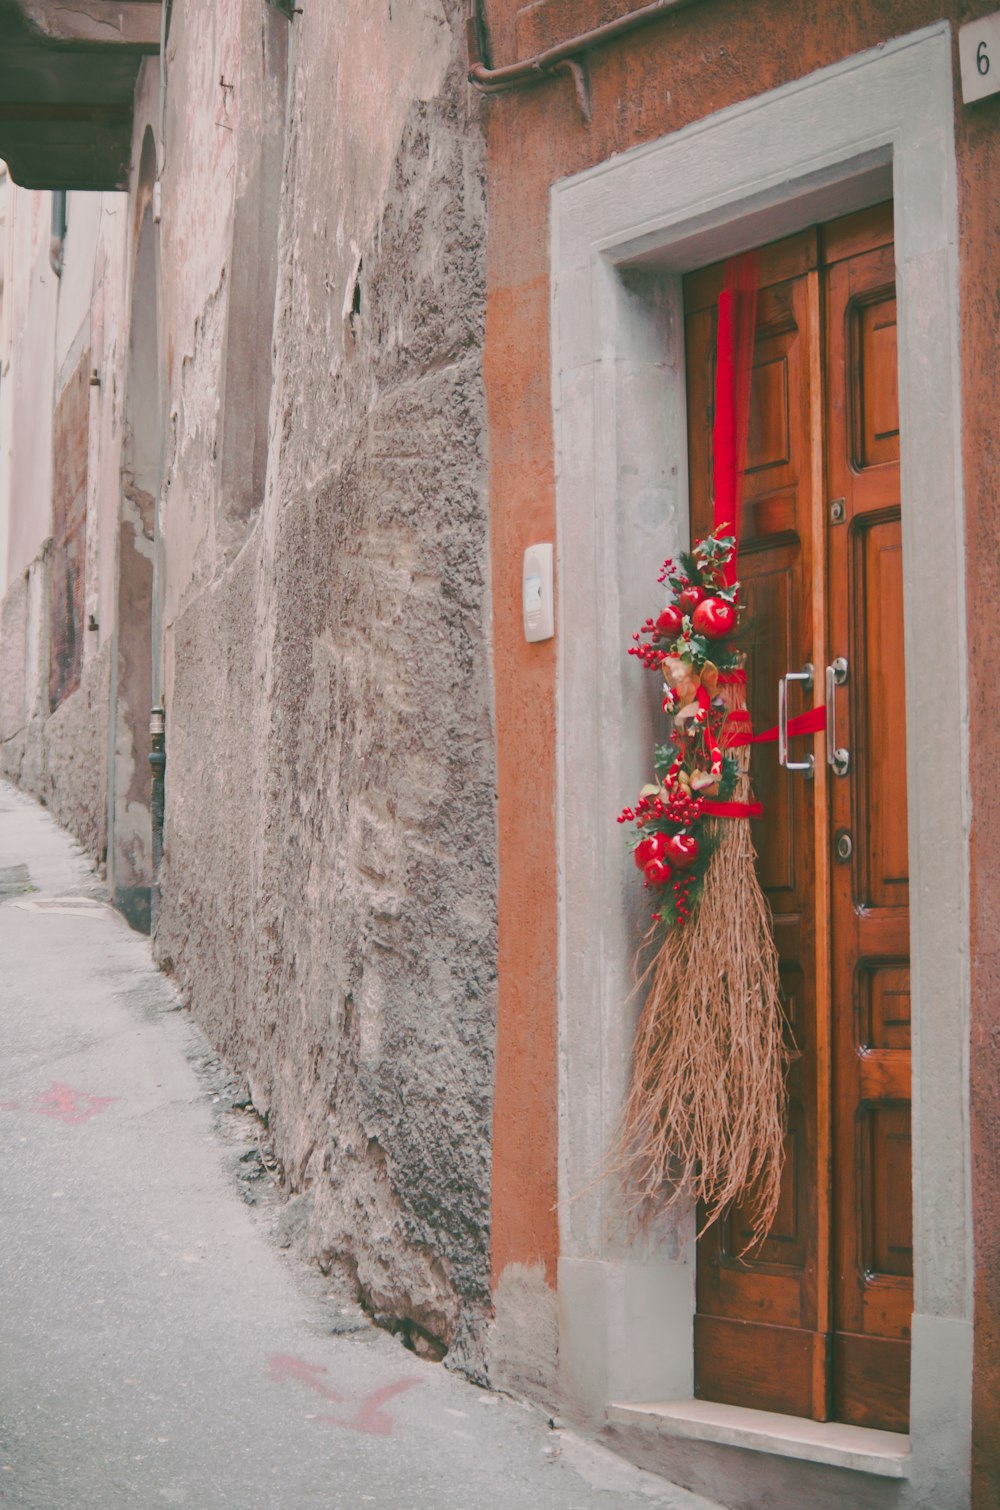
top-left (956, 80), bottom-right (1000, 1510)
top-left (486, 266), bottom-right (561, 1284)
top-left (484, 6), bottom-right (1000, 1490)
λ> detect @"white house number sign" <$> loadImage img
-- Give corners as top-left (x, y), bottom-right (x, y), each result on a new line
top-left (960, 14), bottom-right (1000, 104)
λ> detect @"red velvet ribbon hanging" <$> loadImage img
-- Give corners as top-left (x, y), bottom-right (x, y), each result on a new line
top-left (723, 705), bottom-right (827, 750)
top-left (709, 253), bottom-right (761, 820)
top-left (651, 255), bottom-right (819, 833)
top-left (701, 797), bottom-right (763, 820)
top-left (713, 254), bottom-right (759, 575)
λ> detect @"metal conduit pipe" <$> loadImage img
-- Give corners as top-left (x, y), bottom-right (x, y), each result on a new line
top-left (49, 188), bottom-right (66, 278)
top-left (465, 0), bottom-right (705, 95)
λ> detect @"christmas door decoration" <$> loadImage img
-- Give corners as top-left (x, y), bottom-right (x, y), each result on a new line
top-left (615, 254), bottom-right (797, 1248)
top-left (617, 527), bottom-right (754, 931)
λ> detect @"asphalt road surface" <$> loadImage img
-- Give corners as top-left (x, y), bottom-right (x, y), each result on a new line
top-left (0, 781), bottom-right (722, 1510)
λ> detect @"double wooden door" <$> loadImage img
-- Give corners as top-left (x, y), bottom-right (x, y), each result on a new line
top-left (684, 203), bottom-right (911, 1434)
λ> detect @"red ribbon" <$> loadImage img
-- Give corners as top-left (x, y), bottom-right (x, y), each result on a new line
top-left (712, 256), bottom-right (759, 579)
top-left (700, 797), bottom-right (763, 819)
top-left (723, 705), bottom-right (827, 749)
top-left (707, 705), bottom-right (825, 822)
top-left (685, 256), bottom-right (769, 825)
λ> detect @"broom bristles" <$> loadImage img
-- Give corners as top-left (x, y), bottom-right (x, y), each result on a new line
top-left (614, 680), bottom-right (789, 1251)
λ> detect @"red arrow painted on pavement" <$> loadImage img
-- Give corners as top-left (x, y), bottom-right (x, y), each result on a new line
top-left (267, 1353), bottom-right (346, 1404)
top-left (266, 1354), bottom-right (419, 1435)
top-left (318, 1377), bottom-right (418, 1437)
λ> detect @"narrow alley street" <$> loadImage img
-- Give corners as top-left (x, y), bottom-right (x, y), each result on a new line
top-left (0, 782), bottom-right (719, 1510)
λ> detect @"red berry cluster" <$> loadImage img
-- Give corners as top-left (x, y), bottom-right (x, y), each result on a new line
top-left (616, 782), bottom-right (704, 831)
top-left (672, 871), bottom-right (695, 926)
top-left (664, 787), bottom-right (702, 826)
top-left (628, 622), bottom-right (668, 671)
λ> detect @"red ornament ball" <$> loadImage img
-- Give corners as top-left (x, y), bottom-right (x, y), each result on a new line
top-left (664, 833), bottom-right (699, 869)
top-left (678, 585), bottom-right (707, 615)
top-left (655, 604), bottom-right (683, 636)
top-left (691, 597), bottom-right (737, 639)
top-left (644, 857), bottom-right (673, 887)
top-left (633, 832), bottom-right (667, 869)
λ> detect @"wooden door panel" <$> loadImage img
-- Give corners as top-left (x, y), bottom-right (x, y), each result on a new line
top-left (862, 1102), bottom-right (913, 1278)
top-left (827, 221), bottom-right (912, 1432)
top-left (861, 963), bottom-right (911, 1051)
top-left (689, 254), bottom-right (827, 1421)
top-left (686, 205), bottom-right (908, 1431)
top-left (820, 202), bottom-right (894, 267)
top-left (747, 343), bottom-right (793, 475)
top-left (832, 1334), bottom-right (909, 1433)
top-left (854, 514), bottom-right (909, 908)
top-left (726, 1110), bottom-right (808, 1266)
top-left (853, 297), bottom-right (900, 469)
top-left (695, 1316), bottom-right (828, 1418)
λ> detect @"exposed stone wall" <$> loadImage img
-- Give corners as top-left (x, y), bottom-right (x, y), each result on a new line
top-left (40, 643), bottom-right (110, 860)
top-left (153, 3), bottom-right (496, 1370)
top-left (0, 545), bottom-right (109, 863)
top-left (0, 0), bottom-right (495, 1378)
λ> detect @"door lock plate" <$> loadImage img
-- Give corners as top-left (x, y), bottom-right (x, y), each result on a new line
top-left (835, 829), bottom-right (853, 863)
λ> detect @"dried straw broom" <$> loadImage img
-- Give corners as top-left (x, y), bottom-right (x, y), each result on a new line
top-left (615, 675), bottom-right (789, 1249)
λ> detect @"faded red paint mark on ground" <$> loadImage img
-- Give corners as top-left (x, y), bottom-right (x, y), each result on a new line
top-left (318, 1377), bottom-right (418, 1437)
top-left (266, 1353), bottom-right (418, 1436)
top-left (0, 1083), bottom-right (117, 1123)
top-left (267, 1354), bottom-right (345, 1404)
top-left (1, 1087), bottom-right (115, 1123)
top-left (33, 1083), bottom-right (116, 1123)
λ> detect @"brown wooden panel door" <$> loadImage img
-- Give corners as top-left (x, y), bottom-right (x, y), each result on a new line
top-left (683, 203), bottom-right (911, 1432)
top-left (824, 222), bottom-right (912, 1433)
top-left (686, 235), bottom-right (831, 1422)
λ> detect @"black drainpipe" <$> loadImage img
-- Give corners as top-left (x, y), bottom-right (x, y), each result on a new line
top-left (465, 0), bottom-right (704, 120)
top-left (49, 190), bottom-right (67, 277)
top-left (149, 705), bottom-right (166, 893)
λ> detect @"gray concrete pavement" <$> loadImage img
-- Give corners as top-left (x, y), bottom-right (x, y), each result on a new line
top-left (0, 782), bottom-right (721, 1510)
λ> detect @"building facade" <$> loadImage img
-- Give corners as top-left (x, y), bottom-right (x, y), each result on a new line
top-left (0, 3), bottom-right (997, 1508)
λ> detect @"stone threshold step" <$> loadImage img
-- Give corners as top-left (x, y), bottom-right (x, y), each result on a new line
top-left (607, 1398), bottom-right (910, 1478)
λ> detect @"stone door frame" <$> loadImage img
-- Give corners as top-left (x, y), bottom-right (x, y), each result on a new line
top-left (551, 23), bottom-right (970, 1501)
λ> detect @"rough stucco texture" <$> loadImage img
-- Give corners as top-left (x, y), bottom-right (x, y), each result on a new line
top-left (155, 13), bottom-right (497, 1369)
top-left (957, 82), bottom-right (1000, 1510)
top-left (0, 549), bottom-right (109, 863)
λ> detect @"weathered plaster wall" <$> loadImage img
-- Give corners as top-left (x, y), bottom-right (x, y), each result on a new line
top-left (479, 0), bottom-right (996, 1491)
top-left (0, 186), bottom-right (126, 869)
top-left (147, 0), bottom-right (497, 1366)
top-left (3, 190), bottom-right (54, 587)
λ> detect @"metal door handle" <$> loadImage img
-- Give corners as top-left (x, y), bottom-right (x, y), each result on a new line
top-left (826, 658), bottom-right (850, 776)
top-left (778, 664), bottom-right (814, 777)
